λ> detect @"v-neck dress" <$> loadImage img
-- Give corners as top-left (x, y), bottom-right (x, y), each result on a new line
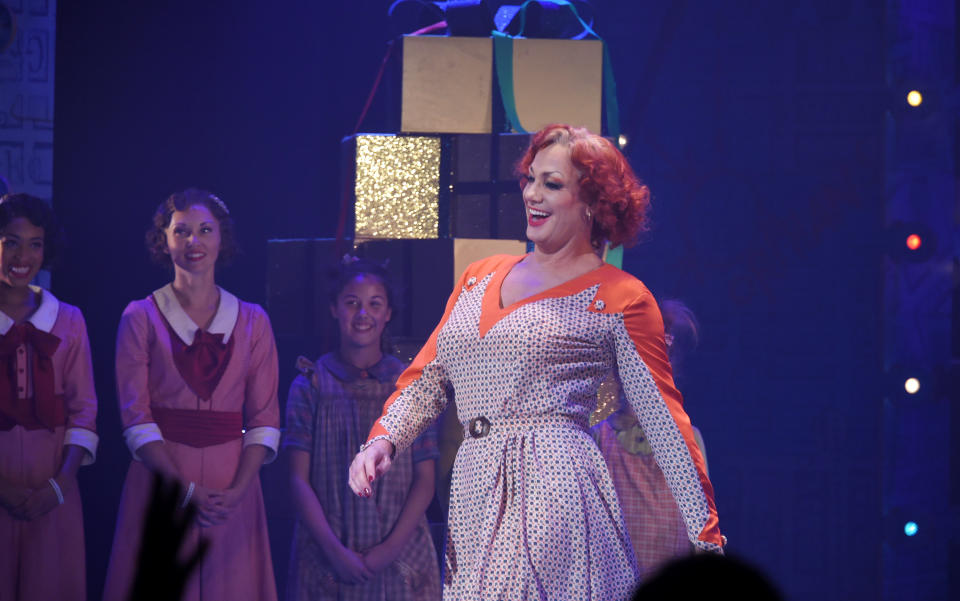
top-left (0, 287), bottom-right (98, 601)
top-left (104, 285), bottom-right (281, 601)
top-left (366, 254), bottom-right (722, 600)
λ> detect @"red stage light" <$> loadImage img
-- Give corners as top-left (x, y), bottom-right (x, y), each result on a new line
top-left (906, 234), bottom-right (922, 250)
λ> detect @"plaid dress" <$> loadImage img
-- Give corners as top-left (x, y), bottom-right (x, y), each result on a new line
top-left (284, 353), bottom-right (440, 601)
top-left (592, 409), bottom-right (705, 580)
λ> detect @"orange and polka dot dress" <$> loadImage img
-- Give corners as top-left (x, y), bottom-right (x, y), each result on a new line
top-left (365, 254), bottom-right (722, 600)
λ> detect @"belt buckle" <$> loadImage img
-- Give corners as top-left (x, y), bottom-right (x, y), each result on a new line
top-left (468, 416), bottom-right (491, 439)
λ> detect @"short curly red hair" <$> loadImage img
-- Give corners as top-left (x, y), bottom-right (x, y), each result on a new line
top-left (517, 124), bottom-right (650, 248)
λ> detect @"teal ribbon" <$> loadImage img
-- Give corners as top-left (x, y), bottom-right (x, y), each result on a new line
top-left (492, 32), bottom-right (527, 133)
top-left (604, 243), bottom-right (623, 269)
top-left (601, 43), bottom-right (620, 137)
top-left (491, 0), bottom-right (621, 137)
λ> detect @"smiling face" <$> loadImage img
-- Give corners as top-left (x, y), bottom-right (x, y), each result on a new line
top-left (330, 274), bottom-right (392, 352)
top-left (522, 143), bottom-right (592, 253)
top-left (0, 217), bottom-right (45, 289)
top-left (164, 204), bottom-right (221, 275)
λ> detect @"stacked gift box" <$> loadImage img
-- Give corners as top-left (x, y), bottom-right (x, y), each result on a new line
top-left (267, 31), bottom-right (609, 512)
top-left (269, 34), bottom-right (606, 342)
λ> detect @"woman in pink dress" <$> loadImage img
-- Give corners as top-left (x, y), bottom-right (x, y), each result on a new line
top-left (0, 193), bottom-right (99, 601)
top-left (104, 188), bottom-right (280, 601)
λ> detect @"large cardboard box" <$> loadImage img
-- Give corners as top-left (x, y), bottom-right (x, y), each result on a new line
top-left (268, 237), bottom-right (524, 343)
top-left (512, 38), bottom-right (603, 134)
top-left (399, 36), bottom-right (603, 135)
top-left (401, 36), bottom-right (493, 134)
top-left (355, 238), bottom-right (526, 339)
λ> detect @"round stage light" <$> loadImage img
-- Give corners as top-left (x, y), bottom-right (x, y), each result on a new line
top-left (907, 90), bottom-right (923, 107)
top-left (617, 134), bottom-right (628, 148)
top-left (906, 234), bottom-right (922, 250)
top-left (904, 521), bottom-right (918, 536)
top-left (904, 378), bottom-right (920, 394)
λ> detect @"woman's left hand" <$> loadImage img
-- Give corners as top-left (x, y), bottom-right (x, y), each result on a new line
top-left (363, 541), bottom-right (400, 574)
top-left (348, 439), bottom-right (394, 497)
top-left (12, 479), bottom-right (67, 521)
top-left (204, 486), bottom-right (245, 526)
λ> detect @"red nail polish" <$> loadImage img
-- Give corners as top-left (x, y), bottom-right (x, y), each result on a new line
top-left (368, 475), bottom-right (374, 483)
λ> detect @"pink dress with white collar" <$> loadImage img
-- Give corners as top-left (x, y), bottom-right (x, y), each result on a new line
top-left (103, 285), bottom-right (280, 601)
top-left (0, 286), bottom-right (99, 601)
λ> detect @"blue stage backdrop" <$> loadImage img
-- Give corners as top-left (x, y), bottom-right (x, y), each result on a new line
top-left (49, 2), bottom-right (907, 600)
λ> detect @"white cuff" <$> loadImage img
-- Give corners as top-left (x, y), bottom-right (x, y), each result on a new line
top-left (123, 423), bottom-right (164, 460)
top-left (359, 434), bottom-right (396, 458)
top-left (64, 427), bottom-right (100, 465)
top-left (243, 426), bottom-right (280, 464)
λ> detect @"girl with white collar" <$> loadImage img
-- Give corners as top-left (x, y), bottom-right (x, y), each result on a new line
top-left (0, 193), bottom-right (99, 601)
top-left (103, 189), bottom-right (280, 601)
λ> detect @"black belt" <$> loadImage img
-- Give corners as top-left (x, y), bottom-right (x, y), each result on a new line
top-left (464, 414), bottom-right (588, 439)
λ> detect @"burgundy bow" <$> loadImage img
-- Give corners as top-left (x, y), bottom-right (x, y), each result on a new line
top-left (0, 322), bottom-right (64, 431)
top-left (170, 328), bottom-right (234, 401)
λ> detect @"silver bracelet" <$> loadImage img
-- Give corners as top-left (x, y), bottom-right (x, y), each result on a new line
top-left (181, 481), bottom-right (196, 508)
top-left (48, 478), bottom-right (64, 505)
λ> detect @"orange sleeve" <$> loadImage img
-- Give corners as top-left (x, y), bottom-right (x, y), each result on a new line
top-left (612, 287), bottom-right (724, 551)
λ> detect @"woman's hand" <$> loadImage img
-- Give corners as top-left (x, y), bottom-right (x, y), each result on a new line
top-left (329, 546), bottom-right (373, 585)
top-left (0, 483), bottom-right (32, 516)
top-left (203, 487), bottom-right (245, 526)
top-left (12, 483), bottom-right (62, 521)
top-left (196, 442), bottom-right (265, 527)
top-left (191, 484), bottom-right (224, 527)
top-left (362, 541), bottom-right (400, 574)
top-left (348, 439), bottom-right (394, 498)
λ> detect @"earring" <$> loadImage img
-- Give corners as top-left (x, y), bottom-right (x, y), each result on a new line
top-left (584, 207), bottom-right (593, 221)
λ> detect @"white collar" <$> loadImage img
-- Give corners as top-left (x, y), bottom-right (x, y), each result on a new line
top-left (0, 285), bottom-right (60, 335)
top-left (152, 284), bottom-right (239, 345)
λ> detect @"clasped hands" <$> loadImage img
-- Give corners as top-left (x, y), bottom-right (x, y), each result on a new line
top-left (0, 477), bottom-right (71, 521)
top-left (189, 484), bottom-right (245, 527)
top-left (328, 538), bottom-right (402, 585)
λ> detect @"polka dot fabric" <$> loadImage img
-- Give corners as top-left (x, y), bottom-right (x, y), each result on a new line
top-left (368, 255), bottom-right (723, 600)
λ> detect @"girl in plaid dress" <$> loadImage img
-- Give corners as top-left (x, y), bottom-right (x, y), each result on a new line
top-left (284, 258), bottom-right (440, 601)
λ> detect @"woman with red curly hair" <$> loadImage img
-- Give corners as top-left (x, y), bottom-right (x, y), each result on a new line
top-left (349, 124), bottom-right (723, 600)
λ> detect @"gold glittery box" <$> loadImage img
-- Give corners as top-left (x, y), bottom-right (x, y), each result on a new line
top-left (344, 134), bottom-right (443, 240)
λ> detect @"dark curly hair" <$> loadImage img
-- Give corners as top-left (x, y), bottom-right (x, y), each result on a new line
top-left (145, 188), bottom-right (238, 267)
top-left (0, 193), bottom-right (64, 269)
top-left (327, 256), bottom-right (398, 355)
top-left (517, 124), bottom-right (651, 248)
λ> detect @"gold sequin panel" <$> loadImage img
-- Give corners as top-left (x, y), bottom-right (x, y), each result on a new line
top-left (353, 135), bottom-right (441, 239)
top-left (591, 374), bottom-right (621, 425)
